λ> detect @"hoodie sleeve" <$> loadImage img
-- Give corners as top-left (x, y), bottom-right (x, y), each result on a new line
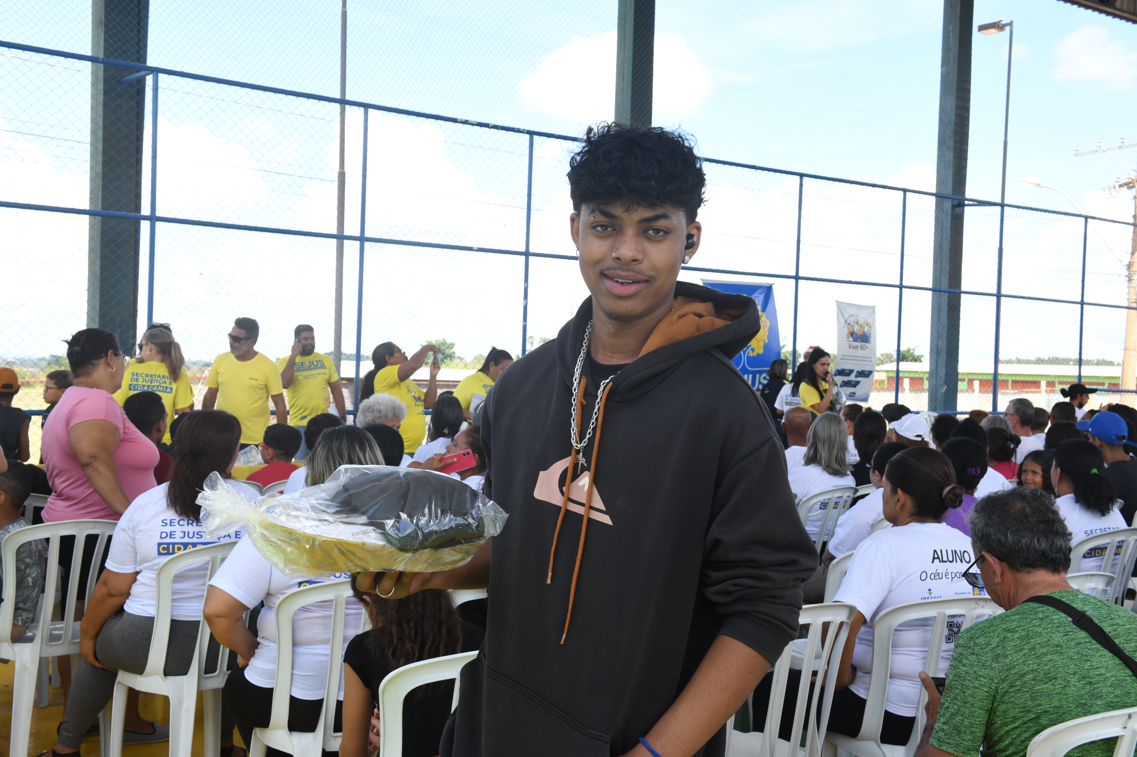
top-left (701, 435), bottom-right (819, 664)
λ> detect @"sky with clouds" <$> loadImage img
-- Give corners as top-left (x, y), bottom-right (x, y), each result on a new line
top-left (4, 0), bottom-right (1137, 371)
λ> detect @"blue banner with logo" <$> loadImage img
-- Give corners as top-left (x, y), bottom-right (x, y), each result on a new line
top-left (703, 280), bottom-right (781, 392)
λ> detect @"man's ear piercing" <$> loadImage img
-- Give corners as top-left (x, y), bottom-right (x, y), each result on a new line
top-left (682, 255), bottom-right (691, 265)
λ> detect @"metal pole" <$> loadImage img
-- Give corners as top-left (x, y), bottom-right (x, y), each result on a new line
top-left (792, 176), bottom-right (803, 367)
top-left (999, 22), bottom-right (1013, 205)
top-left (353, 108), bottom-right (369, 411)
top-left (1078, 217), bottom-right (1087, 384)
top-left (895, 191), bottom-right (906, 405)
top-left (993, 205), bottom-right (1005, 412)
top-left (333, 0), bottom-right (347, 373)
top-left (521, 134), bottom-right (534, 356)
top-left (145, 72), bottom-right (158, 331)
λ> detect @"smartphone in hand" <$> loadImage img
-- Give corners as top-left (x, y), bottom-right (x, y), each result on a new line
top-left (929, 676), bottom-right (947, 695)
top-left (439, 448), bottom-right (475, 475)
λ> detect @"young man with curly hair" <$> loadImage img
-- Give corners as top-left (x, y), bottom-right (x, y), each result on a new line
top-left (363, 124), bottom-right (816, 757)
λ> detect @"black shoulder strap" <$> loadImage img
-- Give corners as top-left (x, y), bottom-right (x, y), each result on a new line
top-left (1024, 594), bottom-right (1137, 678)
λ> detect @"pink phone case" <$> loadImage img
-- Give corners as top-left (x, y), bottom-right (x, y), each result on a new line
top-left (439, 448), bottom-right (475, 475)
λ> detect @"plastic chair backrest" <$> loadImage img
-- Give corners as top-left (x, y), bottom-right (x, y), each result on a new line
top-left (1066, 572), bottom-right (1117, 601)
top-left (450, 589), bottom-right (488, 607)
top-left (871, 515), bottom-right (891, 534)
top-left (854, 484), bottom-right (875, 500)
top-left (260, 480), bottom-right (288, 496)
top-left (757, 603), bottom-right (857, 757)
top-left (860, 596), bottom-right (1003, 752)
top-left (824, 551), bottom-right (855, 604)
top-left (0, 519), bottom-right (116, 656)
top-left (242, 480), bottom-right (264, 495)
top-left (22, 493), bottom-right (49, 526)
top-left (797, 486), bottom-right (858, 551)
top-left (1069, 527), bottom-right (1137, 605)
top-left (266, 579), bottom-right (363, 751)
top-left (140, 540), bottom-right (239, 681)
top-left (1026, 706), bottom-right (1137, 757)
top-left (378, 651), bottom-right (478, 756)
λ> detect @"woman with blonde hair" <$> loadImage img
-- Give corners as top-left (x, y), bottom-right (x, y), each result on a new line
top-left (113, 325), bottom-right (193, 447)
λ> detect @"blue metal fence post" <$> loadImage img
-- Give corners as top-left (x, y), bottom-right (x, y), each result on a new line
top-left (792, 176), bottom-right (803, 366)
top-left (1078, 216), bottom-right (1088, 384)
top-left (992, 205), bottom-right (1006, 412)
top-left (353, 108), bottom-right (369, 410)
top-left (522, 134), bottom-right (534, 356)
top-left (895, 191), bottom-right (906, 405)
top-left (145, 72), bottom-right (158, 328)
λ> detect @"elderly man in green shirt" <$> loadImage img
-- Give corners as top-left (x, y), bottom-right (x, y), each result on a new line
top-left (915, 488), bottom-right (1137, 757)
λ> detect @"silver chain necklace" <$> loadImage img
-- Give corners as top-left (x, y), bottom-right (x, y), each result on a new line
top-left (570, 320), bottom-right (615, 471)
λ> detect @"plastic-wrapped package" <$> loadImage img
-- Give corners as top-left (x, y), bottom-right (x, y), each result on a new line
top-left (198, 465), bottom-right (507, 576)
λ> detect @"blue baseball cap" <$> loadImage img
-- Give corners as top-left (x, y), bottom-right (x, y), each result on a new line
top-left (1076, 410), bottom-right (1137, 448)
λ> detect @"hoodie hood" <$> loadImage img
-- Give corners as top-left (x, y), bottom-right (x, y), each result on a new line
top-left (554, 281), bottom-right (761, 403)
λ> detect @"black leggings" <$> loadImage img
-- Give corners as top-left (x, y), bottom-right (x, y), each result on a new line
top-left (751, 669), bottom-right (916, 747)
top-left (224, 666), bottom-right (343, 757)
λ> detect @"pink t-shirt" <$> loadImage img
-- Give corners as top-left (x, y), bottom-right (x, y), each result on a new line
top-left (42, 386), bottom-right (159, 522)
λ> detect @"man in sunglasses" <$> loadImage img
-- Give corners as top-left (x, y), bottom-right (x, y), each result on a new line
top-left (203, 317), bottom-right (287, 447)
top-left (915, 488), bottom-right (1137, 757)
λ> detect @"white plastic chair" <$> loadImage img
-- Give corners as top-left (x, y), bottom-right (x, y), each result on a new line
top-left (100, 540), bottom-right (240, 757)
top-left (1, 519), bottom-right (116, 757)
top-left (824, 551), bottom-right (855, 604)
top-left (22, 492), bottom-right (49, 525)
top-left (450, 588), bottom-right (488, 607)
top-left (823, 596), bottom-right (1003, 757)
top-left (798, 486), bottom-right (858, 552)
top-left (1069, 527), bottom-right (1137, 605)
top-left (249, 579), bottom-right (364, 757)
top-left (242, 480), bottom-right (264, 495)
top-left (1066, 571), bottom-right (1117, 601)
top-left (729, 603), bottom-right (858, 757)
top-left (260, 480), bottom-right (289, 496)
top-left (1026, 706), bottom-right (1137, 757)
top-left (871, 515), bottom-right (891, 534)
top-left (377, 651), bottom-right (478, 756)
top-left (854, 484), bottom-right (875, 500)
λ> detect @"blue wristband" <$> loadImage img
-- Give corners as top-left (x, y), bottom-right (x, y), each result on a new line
top-left (639, 738), bottom-right (663, 757)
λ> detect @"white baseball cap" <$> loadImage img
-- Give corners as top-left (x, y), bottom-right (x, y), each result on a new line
top-left (890, 412), bottom-right (930, 442)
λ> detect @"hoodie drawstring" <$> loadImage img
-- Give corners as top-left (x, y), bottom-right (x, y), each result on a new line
top-left (547, 376), bottom-right (614, 645)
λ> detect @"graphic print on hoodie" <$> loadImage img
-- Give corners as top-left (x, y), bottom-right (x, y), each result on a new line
top-left (441, 281), bottom-right (818, 757)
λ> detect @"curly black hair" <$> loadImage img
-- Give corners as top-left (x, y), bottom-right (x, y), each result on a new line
top-left (567, 122), bottom-right (706, 222)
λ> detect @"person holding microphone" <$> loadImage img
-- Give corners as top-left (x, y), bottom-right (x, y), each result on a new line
top-left (792, 347), bottom-right (834, 416)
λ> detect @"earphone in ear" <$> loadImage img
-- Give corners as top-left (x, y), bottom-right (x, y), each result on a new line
top-left (685, 233), bottom-right (697, 250)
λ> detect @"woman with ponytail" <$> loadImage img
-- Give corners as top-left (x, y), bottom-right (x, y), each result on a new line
top-left (408, 393), bottom-right (464, 467)
top-left (1050, 439), bottom-right (1126, 572)
top-left (114, 325), bottom-right (193, 447)
top-left (826, 447), bottom-right (975, 743)
top-left (985, 426), bottom-right (1020, 481)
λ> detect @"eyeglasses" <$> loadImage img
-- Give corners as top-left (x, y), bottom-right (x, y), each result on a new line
top-left (961, 553), bottom-right (996, 589)
top-left (228, 334), bottom-right (250, 343)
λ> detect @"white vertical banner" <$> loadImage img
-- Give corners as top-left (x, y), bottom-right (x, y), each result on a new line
top-left (834, 302), bottom-right (877, 403)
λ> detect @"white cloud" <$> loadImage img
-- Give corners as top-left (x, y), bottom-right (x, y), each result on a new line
top-left (1054, 25), bottom-right (1137, 89)
top-left (741, 2), bottom-right (936, 52)
top-left (518, 31), bottom-right (713, 127)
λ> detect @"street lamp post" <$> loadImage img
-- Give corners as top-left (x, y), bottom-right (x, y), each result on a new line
top-left (979, 19), bottom-right (1014, 204)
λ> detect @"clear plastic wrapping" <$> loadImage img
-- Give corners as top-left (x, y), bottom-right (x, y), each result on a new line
top-left (197, 466), bottom-right (507, 576)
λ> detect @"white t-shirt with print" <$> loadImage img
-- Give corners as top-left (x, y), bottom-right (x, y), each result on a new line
top-left (784, 446), bottom-right (807, 474)
top-left (283, 465), bottom-right (310, 494)
top-left (973, 467), bottom-right (1014, 498)
top-left (1014, 433), bottom-right (1045, 465)
top-left (775, 384), bottom-right (801, 413)
top-left (209, 536), bottom-right (364, 700)
top-left (412, 436), bottom-right (452, 464)
top-left (833, 522), bottom-right (978, 716)
top-left (108, 481), bottom-right (255, 621)
top-left (828, 488), bottom-right (885, 558)
top-left (847, 436), bottom-right (860, 465)
top-left (788, 464), bottom-right (856, 540)
top-left (1055, 493), bottom-right (1128, 572)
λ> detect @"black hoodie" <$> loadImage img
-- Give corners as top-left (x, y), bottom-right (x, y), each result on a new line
top-left (442, 281), bottom-right (817, 757)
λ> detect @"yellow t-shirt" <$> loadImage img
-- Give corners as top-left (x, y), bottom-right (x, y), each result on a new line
top-left (453, 371), bottom-right (494, 413)
top-left (797, 381), bottom-right (829, 416)
top-left (374, 364), bottom-right (426, 454)
top-left (277, 352), bottom-right (339, 427)
top-left (205, 352), bottom-right (284, 445)
top-left (113, 358), bottom-right (194, 445)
